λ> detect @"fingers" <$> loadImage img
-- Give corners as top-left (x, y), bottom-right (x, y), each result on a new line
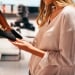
top-left (9, 38), bottom-right (24, 44)
top-left (16, 38), bottom-right (25, 43)
top-left (8, 39), bottom-right (24, 50)
top-left (16, 38), bottom-right (28, 44)
top-left (12, 42), bottom-right (23, 50)
top-left (12, 42), bottom-right (22, 47)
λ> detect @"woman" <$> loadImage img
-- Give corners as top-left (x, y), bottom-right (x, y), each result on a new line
top-left (11, 0), bottom-right (75, 75)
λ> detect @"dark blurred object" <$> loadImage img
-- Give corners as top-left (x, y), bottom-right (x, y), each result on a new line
top-left (18, 5), bottom-right (29, 17)
top-left (0, 29), bottom-right (22, 41)
top-left (0, 29), bottom-right (16, 41)
top-left (13, 5), bottom-right (35, 31)
top-left (28, 7), bottom-right (39, 13)
top-left (15, 17), bottom-right (35, 31)
top-left (11, 29), bottom-right (22, 39)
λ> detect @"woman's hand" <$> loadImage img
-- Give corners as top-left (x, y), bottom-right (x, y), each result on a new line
top-left (10, 38), bottom-right (45, 58)
top-left (10, 38), bottom-right (32, 50)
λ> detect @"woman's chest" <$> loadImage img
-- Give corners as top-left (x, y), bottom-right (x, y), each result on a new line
top-left (33, 21), bottom-right (61, 49)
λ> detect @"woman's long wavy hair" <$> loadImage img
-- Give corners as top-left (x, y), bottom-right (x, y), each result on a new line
top-left (36, 0), bottom-right (74, 27)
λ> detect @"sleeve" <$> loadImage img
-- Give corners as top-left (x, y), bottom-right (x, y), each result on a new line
top-left (59, 11), bottom-right (75, 63)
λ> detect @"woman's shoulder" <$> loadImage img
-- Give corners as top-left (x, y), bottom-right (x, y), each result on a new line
top-left (61, 5), bottom-right (75, 16)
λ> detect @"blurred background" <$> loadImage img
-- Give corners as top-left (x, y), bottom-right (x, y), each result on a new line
top-left (0, 0), bottom-right (75, 75)
top-left (0, 0), bottom-right (40, 13)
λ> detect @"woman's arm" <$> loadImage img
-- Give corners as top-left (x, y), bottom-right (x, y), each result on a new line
top-left (25, 43), bottom-right (45, 58)
top-left (11, 39), bottom-right (45, 58)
